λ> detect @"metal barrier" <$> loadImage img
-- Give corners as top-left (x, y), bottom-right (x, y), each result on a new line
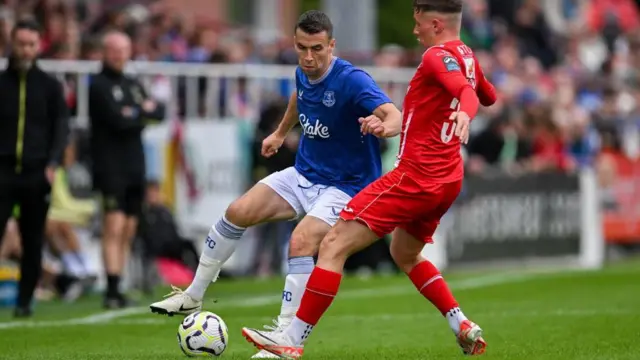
top-left (0, 59), bottom-right (415, 128)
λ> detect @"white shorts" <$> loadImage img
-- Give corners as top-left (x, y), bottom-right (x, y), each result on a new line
top-left (259, 167), bottom-right (352, 226)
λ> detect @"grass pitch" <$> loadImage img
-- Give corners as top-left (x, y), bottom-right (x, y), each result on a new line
top-left (0, 260), bottom-right (639, 360)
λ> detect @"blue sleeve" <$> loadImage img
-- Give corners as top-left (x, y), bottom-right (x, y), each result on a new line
top-left (347, 70), bottom-right (392, 114)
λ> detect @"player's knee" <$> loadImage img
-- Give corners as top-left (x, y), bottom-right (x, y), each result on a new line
top-left (288, 231), bottom-right (317, 257)
top-left (318, 227), bottom-right (348, 262)
top-left (225, 198), bottom-right (256, 228)
top-left (390, 241), bottom-right (422, 273)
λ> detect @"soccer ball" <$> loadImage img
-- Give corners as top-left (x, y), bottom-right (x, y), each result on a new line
top-left (177, 311), bottom-right (229, 357)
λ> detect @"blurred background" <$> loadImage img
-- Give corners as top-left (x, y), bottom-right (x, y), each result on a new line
top-left (1, 0), bottom-right (640, 306)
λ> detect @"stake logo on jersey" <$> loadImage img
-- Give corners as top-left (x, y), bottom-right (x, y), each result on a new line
top-left (294, 57), bottom-right (392, 197)
top-left (299, 113), bottom-right (330, 139)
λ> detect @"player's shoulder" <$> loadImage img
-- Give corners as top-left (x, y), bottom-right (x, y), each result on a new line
top-left (334, 58), bottom-right (375, 83)
top-left (421, 45), bottom-right (455, 62)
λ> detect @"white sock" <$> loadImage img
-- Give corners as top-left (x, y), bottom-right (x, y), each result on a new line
top-left (279, 257), bottom-right (314, 321)
top-left (446, 307), bottom-right (468, 334)
top-left (284, 316), bottom-right (314, 345)
top-left (185, 216), bottom-right (245, 301)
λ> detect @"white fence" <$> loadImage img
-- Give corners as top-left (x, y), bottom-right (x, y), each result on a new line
top-left (0, 59), bottom-right (416, 127)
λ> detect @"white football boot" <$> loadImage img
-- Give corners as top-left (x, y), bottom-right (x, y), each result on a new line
top-left (250, 317), bottom-right (293, 358)
top-left (149, 285), bottom-right (202, 316)
top-left (242, 326), bottom-right (303, 359)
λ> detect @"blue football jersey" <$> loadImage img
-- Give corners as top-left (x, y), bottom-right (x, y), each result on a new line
top-left (294, 57), bottom-right (392, 197)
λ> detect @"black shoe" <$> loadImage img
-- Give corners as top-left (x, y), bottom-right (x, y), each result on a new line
top-left (13, 307), bottom-right (33, 318)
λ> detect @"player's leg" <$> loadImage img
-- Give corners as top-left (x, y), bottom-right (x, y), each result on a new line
top-left (242, 171), bottom-right (409, 357)
top-left (251, 186), bottom-right (351, 353)
top-left (395, 181), bottom-right (485, 355)
top-left (394, 224), bottom-right (486, 355)
top-left (249, 215), bottom-right (330, 359)
top-left (150, 168), bottom-right (302, 316)
top-left (242, 219), bottom-right (379, 357)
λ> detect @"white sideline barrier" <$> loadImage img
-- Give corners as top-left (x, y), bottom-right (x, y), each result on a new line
top-left (0, 58), bottom-right (415, 126)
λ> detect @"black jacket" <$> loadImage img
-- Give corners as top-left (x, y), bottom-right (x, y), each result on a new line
top-left (0, 57), bottom-right (69, 172)
top-left (89, 65), bottom-right (165, 181)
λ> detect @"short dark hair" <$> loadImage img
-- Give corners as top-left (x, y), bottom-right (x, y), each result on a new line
top-left (11, 18), bottom-right (42, 38)
top-left (295, 10), bottom-right (333, 38)
top-left (413, 0), bottom-right (463, 14)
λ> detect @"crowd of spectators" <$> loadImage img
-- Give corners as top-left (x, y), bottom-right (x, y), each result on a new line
top-left (0, 0), bottom-right (636, 176)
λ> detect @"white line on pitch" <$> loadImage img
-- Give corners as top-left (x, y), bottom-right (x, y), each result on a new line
top-left (13, 308), bottom-right (635, 329)
top-left (0, 270), bottom-right (561, 330)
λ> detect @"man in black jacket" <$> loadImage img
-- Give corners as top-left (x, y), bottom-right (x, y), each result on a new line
top-left (89, 30), bottom-right (165, 308)
top-left (0, 19), bottom-right (69, 317)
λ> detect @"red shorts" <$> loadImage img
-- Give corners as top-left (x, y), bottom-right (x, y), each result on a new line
top-left (340, 169), bottom-right (462, 243)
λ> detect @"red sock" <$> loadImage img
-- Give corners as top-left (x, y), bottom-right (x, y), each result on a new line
top-left (408, 260), bottom-right (458, 316)
top-left (296, 267), bottom-right (342, 325)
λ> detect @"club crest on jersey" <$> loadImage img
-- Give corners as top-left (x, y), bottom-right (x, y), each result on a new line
top-left (443, 56), bottom-right (460, 72)
top-left (322, 91), bottom-right (336, 107)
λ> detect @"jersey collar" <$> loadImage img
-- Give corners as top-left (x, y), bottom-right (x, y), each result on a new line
top-left (309, 56), bottom-right (337, 85)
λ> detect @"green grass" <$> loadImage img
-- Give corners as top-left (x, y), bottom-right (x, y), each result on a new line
top-left (1, 260), bottom-right (639, 360)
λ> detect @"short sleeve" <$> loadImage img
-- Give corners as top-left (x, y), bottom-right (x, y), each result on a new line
top-left (347, 70), bottom-right (392, 114)
top-left (421, 48), bottom-right (462, 75)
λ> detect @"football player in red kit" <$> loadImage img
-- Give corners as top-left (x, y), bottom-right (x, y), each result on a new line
top-left (242, 0), bottom-right (497, 357)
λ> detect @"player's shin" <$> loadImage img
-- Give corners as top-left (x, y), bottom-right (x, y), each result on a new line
top-left (280, 256), bottom-right (314, 321)
top-left (408, 260), bottom-right (467, 333)
top-left (185, 216), bottom-right (245, 301)
top-left (284, 266), bottom-right (342, 345)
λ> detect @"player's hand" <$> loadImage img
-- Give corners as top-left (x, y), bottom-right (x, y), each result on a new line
top-left (450, 111), bottom-right (471, 144)
top-left (359, 115), bottom-right (385, 137)
top-left (262, 132), bottom-right (285, 158)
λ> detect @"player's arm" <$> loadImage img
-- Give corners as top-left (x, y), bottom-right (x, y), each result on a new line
top-left (475, 67), bottom-right (497, 106)
top-left (262, 91), bottom-right (298, 157)
top-left (370, 102), bottom-right (402, 137)
top-left (425, 50), bottom-right (480, 143)
top-left (426, 51), bottom-right (480, 119)
top-left (274, 91), bottom-right (298, 137)
top-left (350, 70), bottom-right (401, 138)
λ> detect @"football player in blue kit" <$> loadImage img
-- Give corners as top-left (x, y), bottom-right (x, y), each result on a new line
top-left (150, 10), bottom-right (401, 358)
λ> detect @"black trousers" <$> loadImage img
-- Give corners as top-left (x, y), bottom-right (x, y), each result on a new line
top-left (0, 165), bottom-right (51, 308)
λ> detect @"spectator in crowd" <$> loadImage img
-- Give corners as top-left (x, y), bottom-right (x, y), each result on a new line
top-left (46, 136), bottom-right (97, 281)
top-left (0, 217), bottom-right (20, 262)
top-left (138, 180), bottom-right (198, 292)
top-left (467, 108), bottom-right (533, 175)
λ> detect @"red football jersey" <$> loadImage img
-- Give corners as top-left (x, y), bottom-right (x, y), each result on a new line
top-left (396, 40), bottom-right (494, 183)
